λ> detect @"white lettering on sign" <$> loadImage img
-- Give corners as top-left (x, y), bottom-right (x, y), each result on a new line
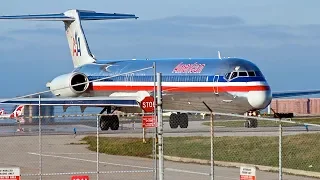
top-left (142, 101), bottom-right (154, 109)
top-left (240, 166), bottom-right (256, 180)
top-left (0, 167), bottom-right (20, 180)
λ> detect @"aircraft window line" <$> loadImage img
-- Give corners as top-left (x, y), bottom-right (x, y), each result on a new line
top-left (89, 75), bottom-right (208, 82)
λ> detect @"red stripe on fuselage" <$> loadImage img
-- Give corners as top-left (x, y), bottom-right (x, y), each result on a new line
top-left (91, 85), bottom-right (270, 92)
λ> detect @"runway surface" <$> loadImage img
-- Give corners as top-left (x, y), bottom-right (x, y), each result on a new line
top-left (0, 120), bottom-right (318, 137)
top-left (0, 134), bottom-right (318, 180)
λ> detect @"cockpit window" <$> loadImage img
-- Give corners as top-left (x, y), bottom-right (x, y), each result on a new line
top-left (248, 71), bottom-right (255, 77)
top-left (230, 72), bottom-right (238, 79)
top-left (225, 72), bottom-right (231, 79)
top-left (225, 70), bottom-right (262, 81)
top-left (238, 71), bottom-right (248, 77)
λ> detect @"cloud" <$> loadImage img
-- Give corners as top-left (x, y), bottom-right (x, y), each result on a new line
top-left (0, 36), bottom-right (15, 41)
top-left (8, 27), bottom-right (63, 35)
top-left (4, 15), bottom-right (320, 49)
top-left (152, 15), bottom-right (246, 26)
top-left (1, 15), bottom-right (320, 97)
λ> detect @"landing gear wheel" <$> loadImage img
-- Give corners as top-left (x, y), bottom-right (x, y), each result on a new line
top-left (99, 116), bottom-right (109, 131)
top-left (249, 118), bottom-right (258, 128)
top-left (179, 113), bottom-right (189, 128)
top-left (244, 121), bottom-right (249, 128)
top-left (110, 115), bottom-right (120, 130)
top-left (99, 115), bottom-right (120, 131)
top-left (245, 118), bottom-right (258, 128)
top-left (169, 114), bottom-right (179, 129)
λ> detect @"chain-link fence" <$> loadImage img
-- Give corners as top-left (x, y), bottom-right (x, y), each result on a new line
top-left (2, 102), bottom-right (320, 180)
top-left (160, 112), bottom-right (320, 180)
top-left (0, 103), bottom-right (158, 180)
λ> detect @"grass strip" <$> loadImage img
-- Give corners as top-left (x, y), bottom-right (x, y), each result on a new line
top-left (202, 118), bottom-right (320, 127)
top-left (82, 134), bottom-right (320, 172)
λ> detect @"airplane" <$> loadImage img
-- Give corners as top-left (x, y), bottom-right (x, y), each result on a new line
top-left (0, 9), bottom-right (320, 131)
top-left (0, 105), bottom-right (24, 120)
top-left (0, 109), bottom-right (5, 115)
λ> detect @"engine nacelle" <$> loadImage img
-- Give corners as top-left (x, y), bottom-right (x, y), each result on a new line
top-left (46, 72), bottom-right (89, 97)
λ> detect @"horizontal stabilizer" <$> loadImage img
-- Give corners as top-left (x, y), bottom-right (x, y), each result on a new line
top-left (0, 10), bottom-right (138, 21)
top-left (0, 13), bottom-right (74, 21)
top-left (78, 10), bottom-right (138, 20)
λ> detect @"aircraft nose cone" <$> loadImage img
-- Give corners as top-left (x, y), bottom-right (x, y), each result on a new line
top-left (247, 90), bottom-right (272, 109)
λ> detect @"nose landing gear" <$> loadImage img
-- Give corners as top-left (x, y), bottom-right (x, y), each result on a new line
top-left (244, 110), bottom-right (260, 128)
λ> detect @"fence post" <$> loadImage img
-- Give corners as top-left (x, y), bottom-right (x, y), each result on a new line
top-left (157, 72), bottom-right (164, 180)
top-left (153, 62), bottom-right (158, 180)
top-left (38, 94), bottom-right (42, 180)
top-left (202, 101), bottom-right (214, 180)
top-left (210, 112), bottom-right (214, 180)
top-left (279, 118), bottom-right (282, 180)
top-left (97, 115), bottom-right (100, 180)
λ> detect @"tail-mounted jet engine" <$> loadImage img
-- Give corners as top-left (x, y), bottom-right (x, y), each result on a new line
top-left (46, 72), bottom-right (89, 97)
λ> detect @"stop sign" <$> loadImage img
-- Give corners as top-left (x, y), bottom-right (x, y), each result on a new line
top-left (140, 96), bottom-right (155, 113)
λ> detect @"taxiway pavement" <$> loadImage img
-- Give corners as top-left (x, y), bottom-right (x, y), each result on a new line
top-left (0, 134), bottom-right (317, 180)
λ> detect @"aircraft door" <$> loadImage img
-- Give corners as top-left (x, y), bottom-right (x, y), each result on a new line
top-left (213, 75), bottom-right (219, 94)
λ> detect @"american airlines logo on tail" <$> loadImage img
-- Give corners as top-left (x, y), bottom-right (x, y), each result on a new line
top-left (72, 32), bottom-right (81, 56)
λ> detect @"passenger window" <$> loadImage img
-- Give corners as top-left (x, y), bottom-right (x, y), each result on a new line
top-left (230, 72), bottom-right (238, 79)
top-left (239, 71), bottom-right (248, 77)
top-left (248, 71), bottom-right (255, 77)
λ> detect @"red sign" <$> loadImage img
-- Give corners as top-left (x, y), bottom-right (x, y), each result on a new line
top-left (240, 175), bottom-right (255, 180)
top-left (0, 176), bottom-right (20, 180)
top-left (240, 166), bottom-right (256, 180)
top-left (71, 176), bottom-right (89, 180)
top-left (142, 115), bottom-right (157, 128)
top-left (140, 96), bottom-right (155, 113)
top-left (0, 167), bottom-right (20, 180)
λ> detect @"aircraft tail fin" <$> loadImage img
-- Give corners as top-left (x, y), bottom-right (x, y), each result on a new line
top-left (0, 109), bottom-right (4, 115)
top-left (0, 10), bottom-right (138, 68)
top-left (9, 105), bottom-right (24, 119)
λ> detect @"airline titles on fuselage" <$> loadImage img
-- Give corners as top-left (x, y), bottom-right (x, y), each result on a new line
top-left (172, 62), bottom-right (206, 73)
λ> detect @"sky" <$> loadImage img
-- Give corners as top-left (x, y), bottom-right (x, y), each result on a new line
top-left (0, 0), bottom-right (320, 98)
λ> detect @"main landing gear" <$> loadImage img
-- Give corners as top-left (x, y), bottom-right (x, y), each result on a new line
top-left (244, 111), bottom-right (259, 128)
top-left (169, 112), bottom-right (189, 129)
top-left (99, 106), bottom-right (120, 131)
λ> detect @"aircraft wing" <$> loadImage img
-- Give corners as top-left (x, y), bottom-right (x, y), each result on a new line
top-left (0, 96), bottom-right (140, 107)
top-left (272, 90), bottom-right (320, 98)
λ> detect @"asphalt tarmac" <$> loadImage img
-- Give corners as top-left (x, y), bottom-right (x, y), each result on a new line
top-left (0, 120), bottom-right (317, 137)
top-left (0, 120), bottom-right (318, 179)
top-left (0, 134), bottom-right (318, 180)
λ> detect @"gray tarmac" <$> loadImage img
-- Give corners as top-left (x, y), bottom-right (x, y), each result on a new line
top-left (0, 134), bottom-right (318, 180)
top-left (0, 120), bottom-right (318, 137)
top-left (0, 120), bottom-right (318, 179)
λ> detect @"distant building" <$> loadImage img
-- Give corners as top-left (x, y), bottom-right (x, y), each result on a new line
top-left (269, 98), bottom-right (320, 115)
